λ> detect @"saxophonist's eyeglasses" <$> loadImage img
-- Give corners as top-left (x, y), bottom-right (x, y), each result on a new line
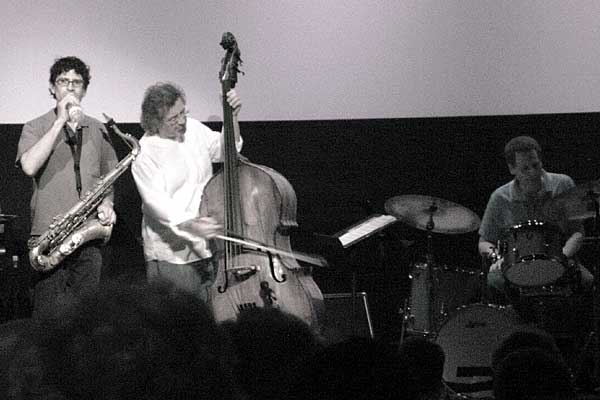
top-left (55, 78), bottom-right (85, 88)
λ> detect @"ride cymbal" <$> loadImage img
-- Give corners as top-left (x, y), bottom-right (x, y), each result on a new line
top-left (384, 194), bottom-right (480, 234)
top-left (545, 179), bottom-right (600, 221)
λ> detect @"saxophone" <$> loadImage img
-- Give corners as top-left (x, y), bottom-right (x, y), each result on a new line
top-left (28, 117), bottom-right (140, 272)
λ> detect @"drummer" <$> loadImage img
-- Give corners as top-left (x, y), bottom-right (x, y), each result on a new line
top-left (478, 135), bottom-right (592, 297)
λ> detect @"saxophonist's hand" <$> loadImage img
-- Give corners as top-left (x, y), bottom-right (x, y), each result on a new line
top-left (97, 201), bottom-right (117, 225)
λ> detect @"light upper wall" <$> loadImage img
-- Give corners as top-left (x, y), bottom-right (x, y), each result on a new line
top-left (2, 0), bottom-right (600, 123)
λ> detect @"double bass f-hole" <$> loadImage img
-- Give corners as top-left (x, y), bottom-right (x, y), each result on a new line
top-left (217, 238), bottom-right (287, 293)
top-left (267, 251), bottom-right (286, 283)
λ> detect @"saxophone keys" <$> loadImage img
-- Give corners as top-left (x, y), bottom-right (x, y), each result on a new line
top-left (59, 233), bottom-right (82, 255)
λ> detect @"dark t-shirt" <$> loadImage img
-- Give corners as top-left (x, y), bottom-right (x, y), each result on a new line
top-left (16, 109), bottom-right (118, 235)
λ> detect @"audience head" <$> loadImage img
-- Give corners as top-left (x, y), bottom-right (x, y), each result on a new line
top-left (223, 307), bottom-right (320, 399)
top-left (491, 327), bottom-right (561, 374)
top-left (290, 336), bottom-right (404, 400)
top-left (493, 347), bottom-right (575, 400)
top-left (398, 337), bottom-right (445, 400)
top-left (31, 280), bottom-right (240, 400)
top-left (0, 319), bottom-right (50, 399)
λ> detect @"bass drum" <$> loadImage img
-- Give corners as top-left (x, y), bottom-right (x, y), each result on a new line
top-left (435, 304), bottom-right (523, 399)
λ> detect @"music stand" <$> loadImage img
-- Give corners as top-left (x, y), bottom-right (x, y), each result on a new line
top-left (311, 215), bottom-right (397, 338)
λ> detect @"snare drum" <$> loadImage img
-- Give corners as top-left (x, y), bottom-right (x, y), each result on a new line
top-left (436, 304), bottom-right (523, 399)
top-left (500, 220), bottom-right (566, 287)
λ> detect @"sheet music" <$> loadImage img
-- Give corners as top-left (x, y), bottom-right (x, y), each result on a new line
top-left (335, 214), bottom-right (397, 248)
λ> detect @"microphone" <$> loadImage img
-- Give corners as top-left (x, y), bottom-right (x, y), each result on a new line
top-left (66, 102), bottom-right (83, 127)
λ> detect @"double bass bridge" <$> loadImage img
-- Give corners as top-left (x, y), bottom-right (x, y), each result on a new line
top-left (228, 264), bottom-right (261, 281)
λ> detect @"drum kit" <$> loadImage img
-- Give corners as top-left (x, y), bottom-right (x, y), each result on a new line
top-left (384, 179), bottom-right (600, 399)
top-left (385, 195), bottom-right (484, 335)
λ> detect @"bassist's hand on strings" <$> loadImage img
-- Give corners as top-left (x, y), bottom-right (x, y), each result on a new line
top-left (221, 88), bottom-right (242, 148)
top-left (178, 216), bottom-right (223, 239)
top-left (224, 89), bottom-right (242, 116)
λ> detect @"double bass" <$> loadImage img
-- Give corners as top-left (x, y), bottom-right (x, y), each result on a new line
top-left (200, 32), bottom-right (324, 331)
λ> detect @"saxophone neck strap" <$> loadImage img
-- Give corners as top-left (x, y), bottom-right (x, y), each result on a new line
top-left (64, 124), bottom-right (83, 198)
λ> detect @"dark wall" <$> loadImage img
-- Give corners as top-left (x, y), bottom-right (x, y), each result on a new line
top-left (2, 114), bottom-right (599, 335)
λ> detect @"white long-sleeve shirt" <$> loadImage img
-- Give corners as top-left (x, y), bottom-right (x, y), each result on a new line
top-left (131, 117), bottom-right (242, 264)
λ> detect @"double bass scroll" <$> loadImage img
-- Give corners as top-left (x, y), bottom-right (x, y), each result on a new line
top-left (200, 32), bottom-right (324, 331)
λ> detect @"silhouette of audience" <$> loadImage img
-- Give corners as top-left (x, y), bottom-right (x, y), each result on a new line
top-left (289, 335), bottom-right (405, 400)
top-left (490, 327), bottom-right (576, 400)
top-left (493, 347), bottom-right (575, 400)
top-left (222, 307), bottom-right (320, 400)
top-left (491, 327), bottom-right (562, 374)
top-left (0, 318), bottom-right (39, 399)
top-left (3, 280), bottom-right (243, 400)
top-left (397, 337), bottom-right (446, 400)
top-left (3, 284), bottom-right (598, 400)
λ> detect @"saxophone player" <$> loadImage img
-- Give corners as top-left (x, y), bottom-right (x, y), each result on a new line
top-left (15, 56), bottom-right (118, 318)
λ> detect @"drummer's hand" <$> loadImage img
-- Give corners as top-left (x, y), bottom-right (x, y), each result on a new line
top-left (489, 257), bottom-right (503, 273)
top-left (564, 256), bottom-right (577, 269)
top-left (562, 247), bottom-right (576, 260)
top-left (180, 217), bottom-right (223, 239)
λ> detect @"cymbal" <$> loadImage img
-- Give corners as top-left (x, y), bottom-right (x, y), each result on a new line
top-left (384, 194), bottom-right (481, 234)
top-left (568, 212), bottom-right (596, 221)
top-left (546, 179), bottom-right (600, 221)
top-left (0, 214), bottom-right (18, 223)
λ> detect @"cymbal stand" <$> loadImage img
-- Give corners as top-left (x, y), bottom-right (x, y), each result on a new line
top-left (399, 203), bottom-right (438, 343)
top-left (424, 203), bottom-right (437, 333)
